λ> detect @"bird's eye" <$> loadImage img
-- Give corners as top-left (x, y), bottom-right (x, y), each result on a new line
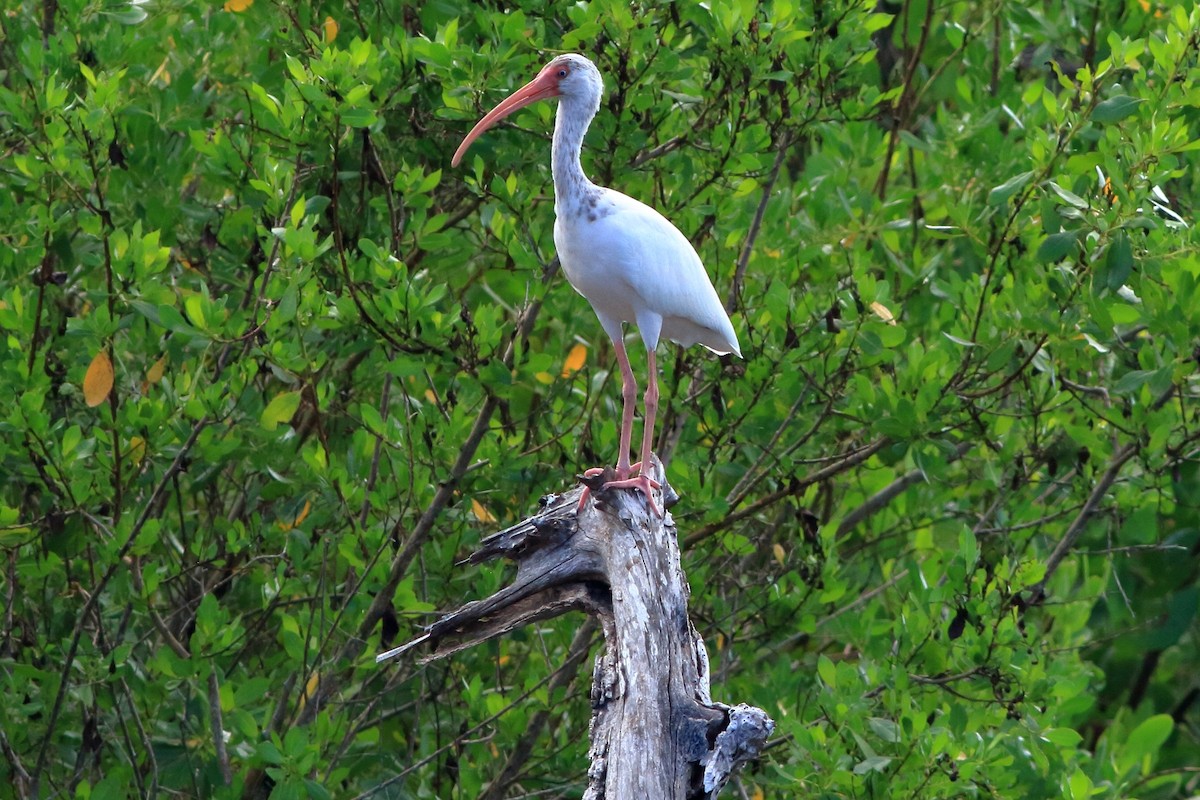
top-left (557, 68), bottom-right (568, 78)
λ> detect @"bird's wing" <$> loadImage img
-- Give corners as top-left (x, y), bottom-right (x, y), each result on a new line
top-left (597, 190), bottom-right (740, 355)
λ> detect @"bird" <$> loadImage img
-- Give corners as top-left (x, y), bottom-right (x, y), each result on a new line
top-left (451, 53), bottom-right (740, 516)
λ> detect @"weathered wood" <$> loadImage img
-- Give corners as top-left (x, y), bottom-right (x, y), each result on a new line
top-left (378, 458), bottom-right (773, 798)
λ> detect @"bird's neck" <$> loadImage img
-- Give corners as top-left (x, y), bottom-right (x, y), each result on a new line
top-left (551, 95), bottom-right (600, 215)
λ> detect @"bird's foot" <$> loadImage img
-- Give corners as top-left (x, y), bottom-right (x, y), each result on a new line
top-left (576, 467), bottom-right (662, 517)
top-left (576, 468), bottom-right (608, 514)
top-left (600, 474), bottom-right (662, 518)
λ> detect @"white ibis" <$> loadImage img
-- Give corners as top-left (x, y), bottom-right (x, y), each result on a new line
top-left (451, 53), bottom-right (740, 516)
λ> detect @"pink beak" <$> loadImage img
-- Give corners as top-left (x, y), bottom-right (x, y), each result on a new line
top-left (451, 64), bottom-right (562, 168)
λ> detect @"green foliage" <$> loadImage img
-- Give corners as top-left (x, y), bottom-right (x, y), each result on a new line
top-left (2, 0), bottom-right (1198, 797)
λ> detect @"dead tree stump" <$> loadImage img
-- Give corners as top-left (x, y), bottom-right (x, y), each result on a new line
top-left (377, 458), bottom-right (773, 798)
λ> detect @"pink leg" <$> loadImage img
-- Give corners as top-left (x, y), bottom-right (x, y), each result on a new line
top-left (602, 347), bottom-right (662, 517)
top-left (577, 336), bottom-right (639, 513)
top-left (611, 337), bottom-right (638, 480)
top-left (577, 342), bottom-right (662, 516)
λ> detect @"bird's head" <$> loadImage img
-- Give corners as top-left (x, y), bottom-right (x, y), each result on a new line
top-left (451, 53), bottom-right (603, 167)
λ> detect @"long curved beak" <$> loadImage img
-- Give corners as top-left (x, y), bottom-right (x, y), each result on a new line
top-left (451, 66), bottom-right (560, 167)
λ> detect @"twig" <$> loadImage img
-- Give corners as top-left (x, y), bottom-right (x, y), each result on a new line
top-left (351, 656), bottom-right (580, 800)
top-left (296, 258), bottom-right (560, 725)
top-left (727, 133), bottom-right (789, 314)
top-left (836, 442), bottom-right (973, 535)
top-left (629, 135), bottom-right (688, 168)
top-left (683, 438), bottom-right (889, 547)
top-left (1029, 441), bottom-right (1140, 602)
top-left (479, 621), bottom-right (598, 800)
top-left (32, 419), bottom-right (211, 795)
top-left (771, 568), bottom-right (910, 654)
top-left (873, 0), bottom-right (935, 199)
top-left (208, 670), bottom-right (234, 785)
top-left (0, 727), bottom-right (32, 799)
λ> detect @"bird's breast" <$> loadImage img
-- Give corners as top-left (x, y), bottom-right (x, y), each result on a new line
top-left (554, 213), bottom-right (638, 320)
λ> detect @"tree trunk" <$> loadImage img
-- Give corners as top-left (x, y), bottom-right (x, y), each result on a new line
top-left (377, 458), bottom-right (773, 798)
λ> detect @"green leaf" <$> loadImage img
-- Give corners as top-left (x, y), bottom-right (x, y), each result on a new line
top-left (183, 294), bottom-right (207, 330)
top-left (854, 755), bottom-right (892, 775)
top-left (863, 12), bottom-right (894, 33)
top-left (868, 717), bottom-right (901, 743)
top-left (1068, 767), bottom-right (1092, 800)
top-left (342, 108), bottom-right (378, 128)
top-left (989, 170), bottom-right (1034, 207)
top-left (1092, 95), bottom-right (1143, 124)
top-left (290, 197), bottom-right (306, 228)
top-left (817, 655), bottom-right (837, 689)
top-left (1101, 233), bottom-right (1134, 290)
top-left (1037, 230), bottom-right (1080, 263)
top-left (360, 402), bottom-right (385, 435)
top-left (261, 391), bottom-right (302, 430)
top-left (958, 527), bottom-right (979, 570)
top-left (285, 55), bottom-right (308, 83)
top-left (304, 196), bottom-right (331, 218)
top-left (1042, 727), bottom-right (1083, 748)
top-left (1125, 714), bottom-right (1173, 765)
top-left (104, 5), bottom-right (149, 25)
top-left (1111, 369), bottom-right (1153, 395)
top-left (1047, 181), bottom-right (1088, 209)
top-left (157, 303), bottom-right (200, 336)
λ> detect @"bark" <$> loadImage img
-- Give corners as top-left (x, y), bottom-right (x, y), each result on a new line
top-left (377, 457), bottom-right (773, 798)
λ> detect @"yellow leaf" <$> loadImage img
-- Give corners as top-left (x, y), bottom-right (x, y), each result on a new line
top-left (751, 787), bottom-right (764, 800)
top-left (224, 0), bottom-right (253, 11)
top-left (146, 355), bottom-right (166, 384)
top-left (471, 498), bottom-right (497, 524)
top-left (84, 350), bottom-right (114, 407)
top-left (869, 300), bottom-right (897, 325)
top-left (322, 16), bottom-right (338, 42)
top-left (260, 391), bottom-right (301, 431)
top-left (297, 670), bottom-right (320, 712)
top-left (534, 371), bottom-right (554, 385)
top-left (278, 499), bottom-right (311, 532)
top-left (561, 343), bottom-right (587, 377)
top-left (716, 632), bottom-right (725, 651)
top-left (127, 436), bottom-right (146, 465)
top-left (1101, 175), bottom-right (1115, 202)
top-left (772, 543), bottom-right (786, 566)
top-left (424, 388), bottom-right (438, 405)
top-left (149, 55), bottom-right (171, 86)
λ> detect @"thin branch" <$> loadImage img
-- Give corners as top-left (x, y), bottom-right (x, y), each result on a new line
top-left (1030, 441), bottom-right (1140, 602)
top-left (837, 442), bottom-right (973, 536)
top-left (629, 134), bottom-right (688, 168)
top-left (351, 655), bottom-right (580, 800)
top-left (683, 437), bottom-right (889, 547)
top-left (0, 727), bottom-right (32, 799)
top-left (726, 133), bottom-right (789, 315)
top-left (208, 670), bottom-right (234, 786)
top-left (479, 621), bottom-right (598, 800)
top-left (296, 259), bottom-right (560, 726)
top-left (31, 419), bottom-right (210, 796)
top-left (874, 0), bottom-right (935, 199)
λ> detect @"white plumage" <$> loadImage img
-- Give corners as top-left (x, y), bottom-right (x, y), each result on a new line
top-left (452, 53), bottom-right (739, 514)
